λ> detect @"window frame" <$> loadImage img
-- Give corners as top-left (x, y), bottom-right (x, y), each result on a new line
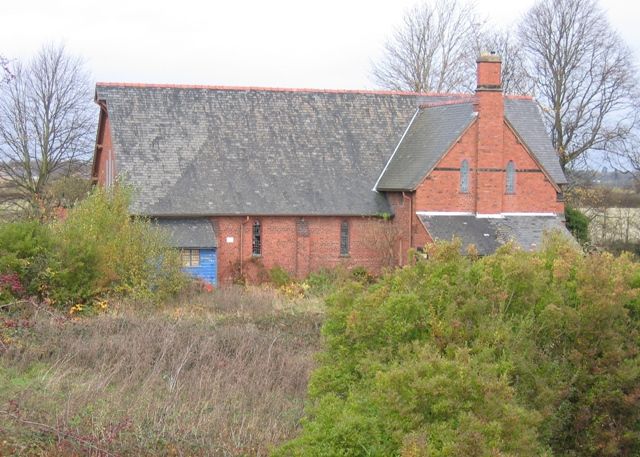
top-left (181, 249), bottom-right (200, 267)
top-left (340, 220), bottom-right (350, 256)
top-left (252, 220), bottom-right (262, 256)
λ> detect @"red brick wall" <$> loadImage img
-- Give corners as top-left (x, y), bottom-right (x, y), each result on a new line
top-left (415, 122), bottom-right (478, 213)
top-left (477, 59), bottom-right (501, 87)
top-left (476, 89), bottom-right (505, 214)
top-left (502, 125), bottom-right (564, 213)
top-left (413, 118), bottom-right (563, 216)
top-left (212, 215), bottom-right (399, 284)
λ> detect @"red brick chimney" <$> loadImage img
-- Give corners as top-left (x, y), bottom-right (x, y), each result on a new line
top-left (475, 52), bottom-right (504, 215)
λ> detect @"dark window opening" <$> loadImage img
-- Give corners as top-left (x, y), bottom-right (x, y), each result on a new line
top-left (252, 220), bottom-right (261, 256)
top-left (340, 221), bottom-right (349, 256)
top-left (506, 161), bottom-right (516, 194)
top-left (460, 159), bottom-right (469, 193)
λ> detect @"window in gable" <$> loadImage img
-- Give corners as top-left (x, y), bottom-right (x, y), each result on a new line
top-left (181, 249), bottom-right (200, 267)
top-left (506, 161), bottom-right (516, 194)
top-left (340, 220), bottom-right (350, 256)
top-left (460, 159), bottom-right (469, 193)
top-left (252, 220), bottom-right (262, 256)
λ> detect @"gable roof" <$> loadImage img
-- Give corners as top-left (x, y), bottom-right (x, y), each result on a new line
top-left (375, 101), bottom-right (476, 191)
top-left (504, 98), bottom-right (566, 184)
top-left (375, 97), bottom-right (567, 191)
top-left (417, 214), bottom-right (574, 255)
top-left (96, 84), bottom-right (465, 217)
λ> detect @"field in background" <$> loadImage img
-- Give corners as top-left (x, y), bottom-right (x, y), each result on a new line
top-left (0, 286), bottom-right (323, 456)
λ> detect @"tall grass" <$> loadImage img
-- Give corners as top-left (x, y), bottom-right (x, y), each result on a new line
top-left (0, 286), bottom-right (323, 456)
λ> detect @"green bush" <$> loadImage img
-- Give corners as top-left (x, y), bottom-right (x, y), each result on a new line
top-left (277, 236), bottom-right (640, 456)
top-left (0, 221), bottom-right (53, 296)
top-left (269, 265), bottom-right (292, 287)
top-left (50, 186), bottom-right (186, 306)
top-left (565, 205), bottom-right (590, 245)
top-left (0, 187), bottom-right (186, 309)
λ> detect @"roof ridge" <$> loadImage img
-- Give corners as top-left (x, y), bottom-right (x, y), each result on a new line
top-left (419, 94), bottom-right (534, 109)
top-left (95, 81), bottom-right (472, 98)
top-left (419, 98), bottom-right (474, 109)
top-left (505, 94), bottom-right (534, 101)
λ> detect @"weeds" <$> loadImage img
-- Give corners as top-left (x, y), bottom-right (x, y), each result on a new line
top-left (0, 287), bottom-right (323, 456)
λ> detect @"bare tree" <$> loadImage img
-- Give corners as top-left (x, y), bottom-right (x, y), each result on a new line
top-left (0, 44), bottom-right (94, 213)
top-left (475, 29), bottom-right (531, 95)
top-left (518, 0), bottom-right (640, 172)
top-left (371, 0), bottom-right (482, 93)
top-left (0, 55), bottom-right (12, 84)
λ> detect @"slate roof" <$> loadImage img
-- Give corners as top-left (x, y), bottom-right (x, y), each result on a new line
top-left (375, 102), bottom-right (476, 191)
top-left (155, 218), bottom-right (217, 248)
top-left (96, 84), bottom-right (466, 216)
top-left (417, 214), bottom-right (574, 255)
top-left (375, 98), bottom-right (567, 191)
top-left (504, 98), bottom-right (567, 184)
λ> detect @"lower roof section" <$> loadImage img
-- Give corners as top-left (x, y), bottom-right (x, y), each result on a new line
top-left (154, 218), bottom-right (217, 249)
top-left (417, 213), bottom-right (574, 255)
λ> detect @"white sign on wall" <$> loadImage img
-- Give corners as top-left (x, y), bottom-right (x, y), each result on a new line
top-left (226, 236), bottom-right (234, 243)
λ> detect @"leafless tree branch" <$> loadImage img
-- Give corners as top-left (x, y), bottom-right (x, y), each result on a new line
top-left (370, 0), bottom-right (482, 93)
top-left (0, 44), bottom-right (94, 213)
top-left (518, 0), bottom-right (640, 171)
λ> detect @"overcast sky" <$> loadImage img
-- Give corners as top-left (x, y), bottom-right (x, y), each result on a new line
top-left (2, 0), bottom-right (639, 90)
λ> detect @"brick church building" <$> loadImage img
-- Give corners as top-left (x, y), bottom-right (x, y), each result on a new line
top-left (92, 54), bottom-right (571, 285)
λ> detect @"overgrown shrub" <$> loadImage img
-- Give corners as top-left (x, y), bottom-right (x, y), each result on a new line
top-left (49, 186), bottom-right (186, 306)
top-left (565, 205), bottom-right (590, 245)
top-left (0, 220), bottom-right (52, 297)
top-left (0, 187), bottom-right (186, 309)
top-left (277, 235), bottom-right (640, 456)
top-left (269, 265), bottom-right (292, 287)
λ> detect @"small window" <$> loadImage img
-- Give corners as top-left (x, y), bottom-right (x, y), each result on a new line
top-left (506, 161), bottom-right (516, 194)
top-left (340, 221), bottom-right (349, 256)
top-left (460, 159), bottom-right (469, 193)
top-left (252, 220), bottom-right (261, 256)
top-left (181, 249), bottom-right (200, 267)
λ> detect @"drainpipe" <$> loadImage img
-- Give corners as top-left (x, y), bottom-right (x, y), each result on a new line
top-left (240, 216), bottom-right (250, 278)
top-left (402, 191), bottom-right (413, 265)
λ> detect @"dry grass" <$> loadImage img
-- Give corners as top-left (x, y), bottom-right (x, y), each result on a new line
top-left (0, 286), bottom-right (323, 456)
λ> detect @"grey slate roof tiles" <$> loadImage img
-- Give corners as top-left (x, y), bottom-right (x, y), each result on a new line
top-left (96, 84), bottom-right (566, 216)
top-left (375, 98), bottom-right (568, 191)
top-left (504, 98), bottom-right (567, 184)
top-left (417, 214), bottom-right (574, 255)
top-left (97, 84), bottom-right (462, 216)
top-left (154, 218), bottom-right (217, 248)
top-left (375, 102), bottom-right (476, 191)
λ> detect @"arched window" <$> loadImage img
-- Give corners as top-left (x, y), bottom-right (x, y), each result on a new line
top-left (506, 161), bottom-right (516, 194)
top-left (252, 220), bottom-right (261, 256)
top-left (460, 159), bottom-right (469, 193)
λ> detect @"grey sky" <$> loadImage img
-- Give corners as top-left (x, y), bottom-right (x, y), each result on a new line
top-left (2, 0), bottom-right (639, 89)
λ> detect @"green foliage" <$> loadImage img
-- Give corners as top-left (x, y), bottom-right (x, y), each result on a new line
top-left (0, 221), bottom-right (52, 296)
top-left (277, 237), bottom-right (640, 456)
top-left (565, 205), bottom-right (590, 245)
top-left (0, 186), bottom-right (186, 309)
top-left (269, 265), bottom-right (292, 287)
top-left (50, 186), bottom-right (186, 305)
